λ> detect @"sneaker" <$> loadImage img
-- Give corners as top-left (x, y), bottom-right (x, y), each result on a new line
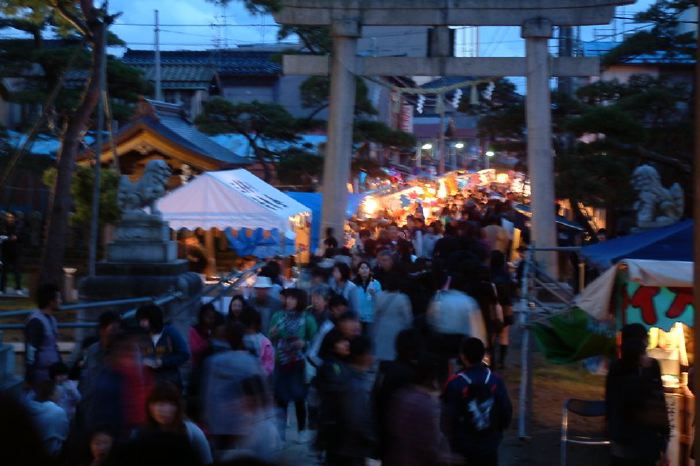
top-left (297, 430), bottom-right (313, 444)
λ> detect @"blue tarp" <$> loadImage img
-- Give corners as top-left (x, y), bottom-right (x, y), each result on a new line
top-left (285, 192), bottom-right (365, 250)
top-left (581, 219), bottom-right (692, 269)
top-left (224, 227), bottom-right (295, 257)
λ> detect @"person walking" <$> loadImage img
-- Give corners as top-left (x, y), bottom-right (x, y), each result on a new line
top-left (372, 276), bottom-right (412, 363)
top-left (442, 337), bottom-right (512, 466)
top-left (136, 305), bottom-right (190, 388)
top-left (189, 303), bottom-right (224, 369)
top-left (140, 383), bottom-right (212, 465)
top-left (249, 276), bottom-right (282, 335)
top-left (350, 261), bottom-right (381, 334)
top-left (269, 288), bottom-right (317, 444)
top-left (26, 380), bottom-right (69, 458)
top-left (606, 323), bottom-right (669, 466)
top-left (201, 322), bottom-right (265, 455)
top-left (384, 355), bottom-right (450, 466)
top-left (329, 262), bottom-right (357, 305)
top-left (1, 212), bottom-right (24, 295)
top-left (25, 283), bottom-right (62, 387)
top-left (330, 336), bottom-right (376, 466)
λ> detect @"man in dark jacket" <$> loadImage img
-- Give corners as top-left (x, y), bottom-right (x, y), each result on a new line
top-left (25, 284), bottom-right (62, 387)
top-left (136, 305), bottom-right (190, 388)
top-left (332, 336), bottom-right (376, 466)
top-left (442, 337), bottom-right (512, 466)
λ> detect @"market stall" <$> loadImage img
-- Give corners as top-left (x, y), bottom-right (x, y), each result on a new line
top-left (577, 259), bottom-right (695, 466)
top-left (157, 169), bottom-right (312, 269)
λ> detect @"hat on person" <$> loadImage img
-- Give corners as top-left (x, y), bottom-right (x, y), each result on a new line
top-left (318, 258), bottom-right (335, 269)
top-left (253, 276), bottom-right (273, 289)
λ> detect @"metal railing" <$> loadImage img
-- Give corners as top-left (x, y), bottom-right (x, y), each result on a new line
top-left (517, 245), bottom-right (585, 440)
top-left (0, 261), bottom-right (266, 332)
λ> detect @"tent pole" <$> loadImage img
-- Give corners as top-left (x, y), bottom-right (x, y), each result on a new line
top-left (205, 228), bottom-right (217, 278)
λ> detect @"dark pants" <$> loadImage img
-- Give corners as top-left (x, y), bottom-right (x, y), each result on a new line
top-left (277, 399), bottom-right (307, 432)
top-left (462, 451), bottom-right (498, 466)
top-left (611, 457), bottom-right (657, 466)
top-left (1, 255), bottom-right (20, 292)
top-left (325, 453), bottom-right (364, 466)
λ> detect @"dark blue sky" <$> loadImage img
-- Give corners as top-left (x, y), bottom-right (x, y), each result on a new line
top-left (108, 0), bottom-right (656, 55)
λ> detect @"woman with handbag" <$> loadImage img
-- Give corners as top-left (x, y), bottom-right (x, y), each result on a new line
top-left (269, 288), bottom-right (317, 444)
top-left (490, 251), bottom-right (515, 369)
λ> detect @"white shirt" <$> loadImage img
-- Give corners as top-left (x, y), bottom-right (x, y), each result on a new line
top-left (151, 332), bottom-right (163, 348)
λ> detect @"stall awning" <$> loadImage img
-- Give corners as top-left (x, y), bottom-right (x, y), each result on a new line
top-left (575, 259), bottom-right (693, 330)
top-left (285, 191), bottom-right (365, 249)
top-left (581, 220), bottom-right (692, 269)
top-left (158, 169), bottom-right (311, 231)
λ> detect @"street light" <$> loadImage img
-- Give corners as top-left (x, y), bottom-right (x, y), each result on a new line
top-left (484, 150), bottom-right (495, 169)
top-left (454, 142), bottom-right (465, 149)
top-left (421, 143), bottom-right (433, 150)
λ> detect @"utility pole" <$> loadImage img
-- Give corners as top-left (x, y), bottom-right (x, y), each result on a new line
top-left (154, 10), bottom-right (162, 101)
top-left (437, 93), bottom-right (446, 175)
top-left (88, 17), bottom-right (108, 277)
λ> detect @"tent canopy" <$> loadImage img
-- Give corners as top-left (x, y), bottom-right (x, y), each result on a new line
top-left (158, 169), bottom-right (311, 232)
top-left (581, 219), bottom-right (692, 269)
top-left (575, 259), bottom-right (693, 324)
top-left (285, 191), bottom-right (365, 249)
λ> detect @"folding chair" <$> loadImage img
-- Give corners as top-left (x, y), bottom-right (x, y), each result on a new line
top-left (560, 399), bottom-right (610, 466)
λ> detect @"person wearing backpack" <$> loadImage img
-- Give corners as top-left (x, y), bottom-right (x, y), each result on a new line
top-left (442, 337), bottom-right (512, 466)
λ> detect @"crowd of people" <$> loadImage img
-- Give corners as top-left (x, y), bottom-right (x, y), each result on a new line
top-left (11, 189), bottom-right (532, 466)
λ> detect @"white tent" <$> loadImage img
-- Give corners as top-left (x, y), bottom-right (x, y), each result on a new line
top-left (158, 169), bottom-right (311, 235)
top-left (575, 259), bottom-right (693, 322)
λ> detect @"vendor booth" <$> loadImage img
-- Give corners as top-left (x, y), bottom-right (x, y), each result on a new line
top-left (577, 259), bottom-right (695, 466)
top-left (581, 219), bottom-right (693, 270)
top-left (285, 191), bottom-right (366, 251)
top-left (157, 169), bottom-right (312, 270)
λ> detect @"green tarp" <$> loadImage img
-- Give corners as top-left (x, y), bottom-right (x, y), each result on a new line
top-left (532, 308), bottom-right (616, 364)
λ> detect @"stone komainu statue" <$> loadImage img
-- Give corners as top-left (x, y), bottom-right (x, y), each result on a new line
top-left (118, 160), bottom-right (172, 217)
top-left (630, 164), bottom-right (683, 229)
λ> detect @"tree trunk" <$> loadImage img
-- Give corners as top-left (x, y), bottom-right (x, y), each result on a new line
top-left (39, 24), bottom-right (106, 286)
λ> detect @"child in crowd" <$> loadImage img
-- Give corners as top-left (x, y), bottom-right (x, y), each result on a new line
top-left (49, 362), bottom-right (81, 421)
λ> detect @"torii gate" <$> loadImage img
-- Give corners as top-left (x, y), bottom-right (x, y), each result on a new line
top-left (273, 1), bottom-right (634, 276)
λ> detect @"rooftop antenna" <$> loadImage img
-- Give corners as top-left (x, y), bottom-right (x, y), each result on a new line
top-left (154, 10), bottom-right (162, 100)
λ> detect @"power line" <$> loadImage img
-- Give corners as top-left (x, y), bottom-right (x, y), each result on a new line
top-left (113, 22), bottom-right (281, 27)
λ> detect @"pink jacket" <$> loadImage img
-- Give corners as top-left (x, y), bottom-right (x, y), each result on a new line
top-left (244, 333), bottom-right (275, 376)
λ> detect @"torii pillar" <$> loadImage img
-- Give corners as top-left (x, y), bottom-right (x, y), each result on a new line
top-left (322, 18), bottom-right (360, 245)
top-left (523, 18), bottom-right (558, 276)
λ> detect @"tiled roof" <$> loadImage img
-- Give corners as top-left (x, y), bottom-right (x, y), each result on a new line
top-left (116, 99), bottom-right (252, 166)
top-left (123, 49), bottom-right (282, 77)
top-left (127, 64), bottom-right (216, 90)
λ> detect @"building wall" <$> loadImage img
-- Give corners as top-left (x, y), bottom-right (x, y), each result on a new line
top-left (276, 74), bottom-right (326, 119)
top-left (358, 26), bottom-right (429, 57)
top-left (222, 84), bottom-right (276, 104)
top-left (597, 64), bottom-right (660, 83)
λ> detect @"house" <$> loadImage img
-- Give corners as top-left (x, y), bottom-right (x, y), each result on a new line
top-left (409, 77), bottom-right (479, 170)
top-left (121, 45), bottom-right (313, 119)
top-left (80, 98), bottom-right (257, 185)
top-left (583, 41), bottom-right (694, 85)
